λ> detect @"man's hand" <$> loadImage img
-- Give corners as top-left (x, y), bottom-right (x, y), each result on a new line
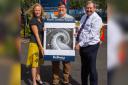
top-left (75, 26), bottom-right (80, 29)
top-left (75, 26), bottom-right (80, 32)
top-left (43, 27), bottom-right (46, 31)
top-left (73, 33), bottom-right (77, 37)
top-left (75, 43), bottom-right (80, 51)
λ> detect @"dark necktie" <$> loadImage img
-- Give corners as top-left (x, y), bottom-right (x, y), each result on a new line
top-left (76, 16), bottom-right (89, 41)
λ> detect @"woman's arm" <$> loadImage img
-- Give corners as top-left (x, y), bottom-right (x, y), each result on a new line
top-left (31, 25), bottom-right (44, 55)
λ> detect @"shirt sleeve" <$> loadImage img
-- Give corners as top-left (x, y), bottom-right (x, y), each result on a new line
top-left (79, 17), bottom-right (103, 46)
top-left (29, 18), bottom-right (38, 26)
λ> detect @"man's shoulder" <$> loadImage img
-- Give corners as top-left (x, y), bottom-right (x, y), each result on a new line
top-left (80, 14), bottom-right (87, 22)
top-left (51, 14), bottom-right (74, 19)
top-left (93, 12), bottom-right (102, 20)
top-left (81, 14), bottom-right (87, 19)
top-left (29, 17), bottom-right (38, 25)
top-left (51, 14), bottom-right (58, 18)
top-left (30, 17), bottom-right (37, 22)
top-left (65, 14), bottom-right (74, 19)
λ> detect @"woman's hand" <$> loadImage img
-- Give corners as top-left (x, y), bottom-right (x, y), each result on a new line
top-left (39, 47), bottom-right (44, 56)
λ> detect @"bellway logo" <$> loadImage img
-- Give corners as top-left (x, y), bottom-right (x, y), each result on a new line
top-left (53, 56), bottom-right (65, 60)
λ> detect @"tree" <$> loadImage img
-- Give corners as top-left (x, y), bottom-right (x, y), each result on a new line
top-left (21, 0), bottom-right (39, 11)
top-left (93, 0), bottom-right (107, 10)
top-left (69, 0), bottom-right (107, 10)
top-left (21, 0), bottom-right (39, 38)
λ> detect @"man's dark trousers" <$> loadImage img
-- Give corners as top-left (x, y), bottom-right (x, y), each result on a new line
top-left (80, 43), bottom-right (99, 85)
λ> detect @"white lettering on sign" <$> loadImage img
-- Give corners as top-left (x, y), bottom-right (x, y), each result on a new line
top-left (53, 56), bottom-right (65, 60)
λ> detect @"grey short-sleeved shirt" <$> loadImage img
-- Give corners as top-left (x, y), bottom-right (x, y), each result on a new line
top-left (51, 14), bottom-right (74, 20)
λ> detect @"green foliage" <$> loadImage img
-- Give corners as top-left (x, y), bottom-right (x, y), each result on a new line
top-left (69, 0), bottom-right (85, 9)
top-left (21, 0), bottom-right (39, 11)
top-left (69, 0), bottom-right (107, 10)
top-left (92, 0), bottom-right (107, 10)
top-left (21, 0), bottom-right (39, 38)
top-left (20, 24), bottom-right (31, 38)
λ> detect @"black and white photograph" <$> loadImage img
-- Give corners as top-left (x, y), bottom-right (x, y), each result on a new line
top-left (46, 28), bottom-right (73, 50)
top-left (43, 21), bottom-right (76, 61)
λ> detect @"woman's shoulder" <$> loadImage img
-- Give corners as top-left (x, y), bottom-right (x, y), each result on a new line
top-left (30, 17), bottom-right (38, 25)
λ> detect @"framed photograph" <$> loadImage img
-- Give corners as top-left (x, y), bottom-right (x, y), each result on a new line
top-left (43, 19), bottom-right (76, 61)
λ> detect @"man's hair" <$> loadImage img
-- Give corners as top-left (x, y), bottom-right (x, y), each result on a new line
top-left (58, 1), bottom-right (66, 7)
top-left (85, 0), bottom-right (96, 8)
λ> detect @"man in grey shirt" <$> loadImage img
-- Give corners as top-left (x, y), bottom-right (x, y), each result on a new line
top-left (51, 2), bottom-right (74, 85)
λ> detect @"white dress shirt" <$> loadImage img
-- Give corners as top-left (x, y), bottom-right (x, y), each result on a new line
top-left (78, 12), bottom-right (103, 47)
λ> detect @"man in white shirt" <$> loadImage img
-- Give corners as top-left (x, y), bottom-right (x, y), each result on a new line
top-left (75, 1), bottom-right (103, 85)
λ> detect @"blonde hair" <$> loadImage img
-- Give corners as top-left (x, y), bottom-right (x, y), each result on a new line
top-left (32, 3), bottom-right (44, 18)
top-left (85, 1), bottom-right (96, 8)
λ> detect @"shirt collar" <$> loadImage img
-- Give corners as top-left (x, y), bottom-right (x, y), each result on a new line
top-left (58, 14), bottom-right (67, 18)
top-left (86, 12), bottom-right (96, 18)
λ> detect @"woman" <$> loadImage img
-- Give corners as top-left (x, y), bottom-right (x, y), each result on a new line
top-left (26, 3), bottom-right (45, 85)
